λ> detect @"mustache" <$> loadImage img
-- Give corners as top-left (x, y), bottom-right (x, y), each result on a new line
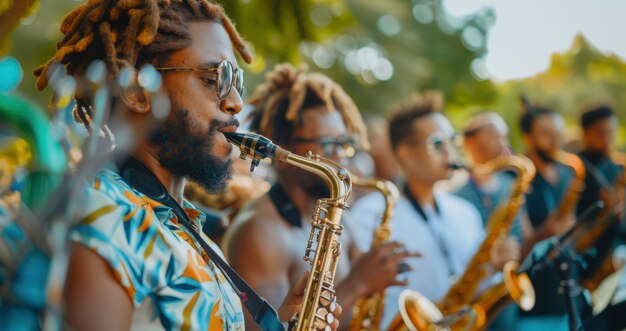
top-left (209, 117), bottom-right (240, 133)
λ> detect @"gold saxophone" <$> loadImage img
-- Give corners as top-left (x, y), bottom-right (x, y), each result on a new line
top-left (224, 132), bottom-right (352, 331)
top-left (578, 151), bottom-right (625, 314)
top-left (388, 154), bottom-right (536, 331)
top-left (554, 151), bottom-right (586, 220)
top-left (463, 151), bottom-right (587, 329)
top-left (348, 177), bottom-right (400, 331)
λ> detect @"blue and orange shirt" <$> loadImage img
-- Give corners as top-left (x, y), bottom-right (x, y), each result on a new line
top-left (70, 168), bottom-right (244, 330)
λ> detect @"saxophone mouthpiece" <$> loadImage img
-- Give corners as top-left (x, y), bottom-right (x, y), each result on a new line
top-left (223, 132), bottom-right (279, 172)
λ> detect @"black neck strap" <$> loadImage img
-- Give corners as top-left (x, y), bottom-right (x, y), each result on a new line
top-left (268, 184), bottom-right (302, 228)
top-left (403, 184), bottom-right (439, 222)
top-left (118, 158), bottom-right (285, 331)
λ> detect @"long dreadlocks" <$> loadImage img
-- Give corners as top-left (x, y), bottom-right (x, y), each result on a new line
top-left (248, 63), bottom-right (369, 150)
top-left (34, 0), bottom-right (252, 128)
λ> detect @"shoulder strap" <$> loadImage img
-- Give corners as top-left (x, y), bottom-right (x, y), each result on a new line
top-left (118, 158), bottom-right (285, 331)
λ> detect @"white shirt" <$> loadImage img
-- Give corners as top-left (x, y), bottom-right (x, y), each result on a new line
top-left (347, 191), bottom-right (485, 329)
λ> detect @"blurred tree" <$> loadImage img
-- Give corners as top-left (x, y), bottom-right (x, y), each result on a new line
top-left (323, 0), bottom-right (497, 114)
top-left (0, 0), bottom-right (38, 45)
top-left (2, 0), bottom-right (624, 154)
top-left (221, 0), bottom-right (356, 80)
top-left (4, 0), bottom-right (77, 108)
top-left (492, 34), bottom-right (626, 151)
top-left (221, 0), bottom-right (498, 114)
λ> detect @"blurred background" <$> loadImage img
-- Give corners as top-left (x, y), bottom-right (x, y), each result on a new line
top-left (1, 0), bottom-right (625, 151)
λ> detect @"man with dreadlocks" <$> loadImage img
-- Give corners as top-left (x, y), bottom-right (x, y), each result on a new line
top-left (34, 1), bottom-right (339, 330)
top-left (222, 63), bottom-right (419, 330)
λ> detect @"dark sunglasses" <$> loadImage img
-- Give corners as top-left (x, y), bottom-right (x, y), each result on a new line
top-left (425, 132), bottom-right (461, 155)
top-left (155, 60), bottom-right (244, 100)
top-left (292, 135), bottom-right (357, 158)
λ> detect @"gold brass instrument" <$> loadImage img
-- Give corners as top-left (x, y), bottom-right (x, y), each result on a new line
top-left (553, 151), bottom-right (586, 221)
top-left (471, 151), bottom-right (589, 327)
top-left (578, 151), bottom-right (626, 314)
top-left (388, 154), bottom-right (536, 331)
top-left (225, 132), bottom-right (352, 331)
top-left (349, 177), bottom-right (400, 331)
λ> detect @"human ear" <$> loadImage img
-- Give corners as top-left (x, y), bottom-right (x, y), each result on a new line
top-left (121, 85), bottom-right (151, 114)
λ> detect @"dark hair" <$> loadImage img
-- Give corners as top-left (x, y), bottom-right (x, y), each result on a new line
top-left (35, 0), bottom-right (251, 129)
top-left (388, 91), bottom-right (443, 150)
top-left (519, 106), bottom-right (556, 134)
top-left (580, 105), bottom-right (615, 129)
top-left (247, 63), bottom-right (369, 148)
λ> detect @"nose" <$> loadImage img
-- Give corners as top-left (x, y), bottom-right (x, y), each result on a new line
top-left (220, 87), bottom-right (243, 116)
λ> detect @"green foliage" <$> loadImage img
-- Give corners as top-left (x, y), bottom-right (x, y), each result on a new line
top-left (4, 0), bottom-right (76, 108)
top-left (221, 0), bottom-right (497, 114)
top-left (490, 34), bottom-right (626, 151)
top-left (3, 0), bottom-right (624, 153)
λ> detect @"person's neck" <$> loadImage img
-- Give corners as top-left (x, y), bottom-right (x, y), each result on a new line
top-left (582, 146), bottom-right (608, 158)
top-left (470, 157), bottom-right (494, 185)
top-left (133, 147), bottom-right (186, 204)
top-left (406, 178), bottom-right (436, 208)
top-left (278, 180), bottom-right (317, 225)
top-left (527, 149), bottom-right (553, 173)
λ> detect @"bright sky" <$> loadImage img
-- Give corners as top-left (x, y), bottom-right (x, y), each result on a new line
top-left (443, 0), bottom-right (626, 81)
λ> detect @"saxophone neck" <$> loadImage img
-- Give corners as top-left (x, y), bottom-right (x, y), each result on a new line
top-left (282, 150), bottom-right (351, 202)
top-left (224, 132), bottom-right (351, 202)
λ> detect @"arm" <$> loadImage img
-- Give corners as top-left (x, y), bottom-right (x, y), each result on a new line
top-left (63, 244), bottom-right (133, 331)
top-left (521, 212), bottom-right (575, 258)
top-left (223, 217), bottom-right (291, 331)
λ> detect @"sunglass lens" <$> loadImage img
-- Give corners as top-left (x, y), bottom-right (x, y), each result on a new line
top-left (218, 61), bottom-right (233, 99)
top-left (235, 69), bottom-right (244, 96)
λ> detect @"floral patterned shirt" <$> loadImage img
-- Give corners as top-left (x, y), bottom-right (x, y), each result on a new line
top-left (70, 168), bottom-right (244, 330)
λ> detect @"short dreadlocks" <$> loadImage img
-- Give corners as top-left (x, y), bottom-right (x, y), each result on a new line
top-left (248, 63), bottom-right (369, 150)
top-left (34, 0), bottom-right (252, 128)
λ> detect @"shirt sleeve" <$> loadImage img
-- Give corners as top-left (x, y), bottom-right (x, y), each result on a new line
top-left (69, 187), bottom-right (152, 307)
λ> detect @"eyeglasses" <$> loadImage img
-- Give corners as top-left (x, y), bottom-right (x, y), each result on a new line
top-left (292, 135), bottom-right (357, 158)
top-left (155, 60), bottom-right (244, 100)
top-left (424, 132), bottom-right (461, 156)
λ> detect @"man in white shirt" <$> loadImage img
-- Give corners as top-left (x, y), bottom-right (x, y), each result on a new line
top-left (348, 92), bottom-right (520, 329)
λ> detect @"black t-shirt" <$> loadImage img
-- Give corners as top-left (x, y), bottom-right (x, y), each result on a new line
top-left (577, 150), bottom-right (625, 217)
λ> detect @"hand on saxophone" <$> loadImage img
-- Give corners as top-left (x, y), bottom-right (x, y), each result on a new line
top-left (278, 271), bottom-right (343, 330)
top-left (490, 236), bottom-right (521, 271)
top-left (346, 241), bottom-right (422, 297)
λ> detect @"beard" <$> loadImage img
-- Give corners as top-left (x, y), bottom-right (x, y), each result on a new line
top-left (149, 107), bottom-right (237, 194)
top-left (536, 148), bottom-right (556, 163)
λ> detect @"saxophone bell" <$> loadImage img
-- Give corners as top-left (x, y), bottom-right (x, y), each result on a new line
top-left (501, 261), bottom-right (535, 312)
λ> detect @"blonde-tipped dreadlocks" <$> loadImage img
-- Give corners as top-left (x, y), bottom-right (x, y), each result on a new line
top-left (248, 63), bottom-right (369, 150)
top-left (34, 0), bottom-right (252, 128)
top-left (388, 90), bottom-right (444, 149)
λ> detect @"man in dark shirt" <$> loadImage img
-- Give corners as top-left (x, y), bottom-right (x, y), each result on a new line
top-left (577, 105), bottom-right (624, 217)
top-left (577, 105), bottom-right (625, 331)
top-left (517, 105), bottom-right (585, 330)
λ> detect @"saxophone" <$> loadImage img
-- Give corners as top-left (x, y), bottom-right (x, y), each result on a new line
top-left (578, 151), bottom-right (625, 314)
top-left (388, 154), bottom-right (536, 331)
top-left (463, 151), bottom-right (587, 329)
top-left (224, 132), bottom-right (352, 331)
top-left (348, 177), bottom-right (400, 331)
top-left (553, 151), bottom-right (586, 221)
